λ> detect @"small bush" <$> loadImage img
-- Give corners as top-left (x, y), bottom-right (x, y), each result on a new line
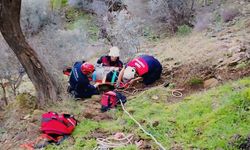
top-left (51, 0), bottom-right (68, 9)
top-left (236, 62), bottom-right (248, 69)
top-left (220, 8), bottom-right (239, 22)
top-left (16, 93), bottom-right (37, 110)
top-left (177, 25), bottom-right (192, 36)
top-left (148, 0), bottom-right (195, 33)
top-left (188, 77), bottom-right (203, 86)
top-left (143, 27), bottom-right (160, 42)
top-left (194, 13), bottom-right (212, 31)
top-left (242, 88), bottom-right (250, 102)
top-left (232, 88), bottom-right (250, 111)
top-left (21, 0), bottom-right (52, 36)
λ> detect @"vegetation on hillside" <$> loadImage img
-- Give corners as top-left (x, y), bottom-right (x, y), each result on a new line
top-left (0, 0), bottom-right (250, 149)
top-left (46, 77), bottom-right (250, 149)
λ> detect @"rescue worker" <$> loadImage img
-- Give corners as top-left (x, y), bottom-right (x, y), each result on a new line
top-left (68, 61), bottom-right (99, 99)
top-left (116, 55), bottom-right (162, 87)
top-left (97, 46), bottom-right (123, 68)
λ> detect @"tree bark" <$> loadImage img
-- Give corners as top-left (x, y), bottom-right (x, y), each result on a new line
top-left (0, 83), bottom-right (8, 106)
top-left (0, 0), bottom-right (60, 106)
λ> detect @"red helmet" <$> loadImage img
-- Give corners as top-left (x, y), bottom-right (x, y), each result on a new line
top-left (81, 62), bottom-right (94, 74)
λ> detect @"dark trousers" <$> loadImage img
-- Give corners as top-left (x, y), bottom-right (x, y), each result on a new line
top-left (68, 86), bottom-right (99, 99)
top-left (142, 64), bottom-right (162, 85)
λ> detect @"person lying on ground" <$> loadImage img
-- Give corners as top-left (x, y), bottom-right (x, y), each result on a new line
top-left (116, 55), bottom-right (162, 87)
top-left (68, 61), bottom-right (100, 99)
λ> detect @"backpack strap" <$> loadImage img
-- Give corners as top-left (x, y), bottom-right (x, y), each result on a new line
top-left (111, 71), bottom-right (117, 85)
top-left (108, 95), bottom-right (111, 108)
top-left (41, 115), bottom-right (64, 125)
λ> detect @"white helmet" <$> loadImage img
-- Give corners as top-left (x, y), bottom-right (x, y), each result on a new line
top-left (123, 66), bottom-right (136, 82)
top-left (109, 46), bottom-right (120, 57)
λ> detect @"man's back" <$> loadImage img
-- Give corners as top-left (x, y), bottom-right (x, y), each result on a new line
top-left (69, 62), bottom-right (90, 91)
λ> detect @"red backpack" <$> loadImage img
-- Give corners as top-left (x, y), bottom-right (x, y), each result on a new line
top-left (101, 91), bottom-right (126, 112)
top-left (40, 112), bottom-right (77, 135)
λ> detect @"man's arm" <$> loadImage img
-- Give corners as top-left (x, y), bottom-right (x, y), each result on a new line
top-left (116, 66), bottom-right (125, 87)
top-left (127, 77), bottom-right (143, 86)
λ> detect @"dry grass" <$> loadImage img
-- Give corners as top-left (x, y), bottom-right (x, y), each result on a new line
top-left (153, 32), bottom-right (226, 66)
top-left (17, 75), bottom-right (35, 95)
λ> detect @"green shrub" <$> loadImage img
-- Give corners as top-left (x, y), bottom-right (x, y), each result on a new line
top-left (177, 25), bottom-right (192, 36)
top-left (65, 8), bottom-right (99, 42)
top-left (188, 77), bottom-right (204, 86)
top-left (143, 27), bottom-right (160, 42)
top-left (236, 62), bottom-right (249, 69)
top-left (16, 93), bottom-right (37, 110)
top-left (243, 88), bottom-right (250, 98)
top-left (51, 0), bottom-right (68, 9)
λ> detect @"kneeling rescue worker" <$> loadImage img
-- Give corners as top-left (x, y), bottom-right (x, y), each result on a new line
top-left (68, 61), bottom-right (99, 99)
top-left (116, 55), bottom-right (162, 87)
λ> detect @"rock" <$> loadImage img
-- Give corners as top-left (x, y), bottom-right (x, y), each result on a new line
top-left (204, 78), bottom-right (219, 88)
top-left (217, 58), bottom-right (224, 63)
top-left (240, 1), bottom-right (245, 5)
top-left (23, 114), bottom-right (31, 120)
top-left (162, 70), bottom-right (171, 76)
top-left (228, 58), bottom-right (241, 66)
top-left (151, 95), bottom-right (159, 100)
top-left (174, 61), bottom-right (181, 66)
top-left (246, 52), bottom-right (250, 59)
top-left (239, 45), bottom-right (247, 52)
top-left (226, 52), bottom-right (233, 58)
top-left (228, 52), bottom-right (246, 66)
top-left (33, 109), bottom-right (44, 116)
top-left (152, 121), bottom-right (159, 127)
top-left (210, 34), bottom-right (217, 38)
top-left (233, 44), bottom-right (248, 53)
top-left (164, 57), bottom-right (174, 61)
top-left (219, 45), bottom-right (229, 51)
top-left (228, 45), bottom-right (241, 53)
top-left (216, 75), bottom-right (222, 81)
top-left (163, 81), bottom-right (170, 87)
top-left (218, 37), bottom-right (228, 41)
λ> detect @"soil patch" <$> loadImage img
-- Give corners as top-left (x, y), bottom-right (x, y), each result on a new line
top-left (80, 99), bottom-right (113, 121)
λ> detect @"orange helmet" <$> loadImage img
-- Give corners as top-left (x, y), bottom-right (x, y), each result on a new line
top-left (81, 62), bottom-right (94, 74)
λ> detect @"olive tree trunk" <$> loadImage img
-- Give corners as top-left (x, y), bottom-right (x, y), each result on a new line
top-left (0, 0), bottom-right (60, 106)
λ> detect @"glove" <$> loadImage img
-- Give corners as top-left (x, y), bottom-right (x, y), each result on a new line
top-left (94, 83), bottom-right (100, 88)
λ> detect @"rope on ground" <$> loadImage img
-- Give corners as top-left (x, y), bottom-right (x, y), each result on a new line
top-left (119, 99), bottom-right (167, 150)
top-left (118, 85), bottom-right (184, 98)
top-left (94, 133), bottom-right (134, 149)
top-left (171, 89), bottom-right (184, 98)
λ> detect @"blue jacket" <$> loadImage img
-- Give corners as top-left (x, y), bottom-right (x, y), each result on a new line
top-left (69, 62), bottom-right (98, 98)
